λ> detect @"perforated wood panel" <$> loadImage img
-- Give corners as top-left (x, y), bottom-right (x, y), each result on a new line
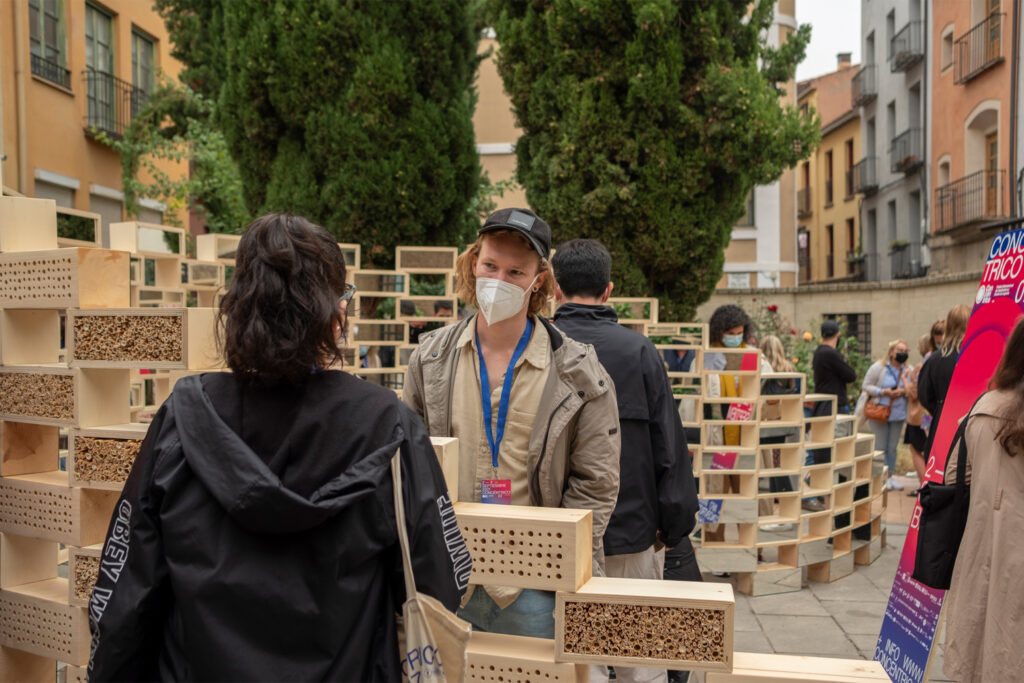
top-left (0, 473), bottom-right (118, 546)
top-left (0, 254), bottom-right (74, 307)
top-left (65, 664), bottom-right (88, 683)
top-left (0, 248), bottom-right (130, 309)
top-left (0, 372), bottom-right (73, 422)
top-left (454, 503), bottom-right (591, 592)
top-left (0, 579), bottom-right (88, 664)
top-left (556, 577), bottom-right (734, 670)
top-left (466, 633), bottom-right (585, 683)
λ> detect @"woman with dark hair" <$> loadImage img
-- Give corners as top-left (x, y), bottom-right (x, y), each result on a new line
top-left (944, 316), bottom-right (1024, 681)
top-left (88, 214), bottom-right (467, 680)
top-left (919, 304), bottom-right (970, 460)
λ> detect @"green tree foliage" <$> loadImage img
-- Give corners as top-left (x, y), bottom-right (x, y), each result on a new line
top-left (156, 0), bottom-right (483, 265)
top-left (97, 78), bottom-right (249, 234)
top-left (488, 0), bottom-right (820, 320)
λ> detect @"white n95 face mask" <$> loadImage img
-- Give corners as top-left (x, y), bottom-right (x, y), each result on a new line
top-left (476, 275), bottom-right (538, 325)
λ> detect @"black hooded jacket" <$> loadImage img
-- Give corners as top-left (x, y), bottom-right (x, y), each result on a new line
top-left (552, 303), bottom-right (698, 554)
top-left (88, 371), bottom-right (469, 681)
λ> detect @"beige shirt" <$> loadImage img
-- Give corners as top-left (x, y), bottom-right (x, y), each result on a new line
top-left (451, 314), bottom-right (550, 607)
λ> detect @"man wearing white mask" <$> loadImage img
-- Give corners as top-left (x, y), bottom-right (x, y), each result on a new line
top-left (404, 208), bottom-right (620, 638)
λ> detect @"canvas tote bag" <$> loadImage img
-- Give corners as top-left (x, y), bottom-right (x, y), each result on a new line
top-left (392, 451), bottom-right (471, 682)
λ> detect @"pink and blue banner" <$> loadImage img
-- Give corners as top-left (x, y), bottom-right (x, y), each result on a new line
top-left (875, 227), bottom-right (1024, 682)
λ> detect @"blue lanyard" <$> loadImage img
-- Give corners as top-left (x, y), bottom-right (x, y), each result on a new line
top-left (476, 319), bottom-right (533, 470)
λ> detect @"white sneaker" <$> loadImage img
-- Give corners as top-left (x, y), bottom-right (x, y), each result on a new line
top-left (886, 477), bottom-right (904, 491)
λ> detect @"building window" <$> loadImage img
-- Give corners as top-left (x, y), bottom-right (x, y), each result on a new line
top-left (846, 218), bottom-right (857, 274)
top-left (29, 0), bottom-right (69, 88)
top-left (845, 139), bottom-right (855, 197)
top-left (735, 190), bottom-right (755, 226)
top-left (85, 3), bottom-right (115, 133)
top-left (826, 224), bottom-right (835, 278)
top-left (825, 151), bottom-right (834, 206)
top-left (941, 25), bottom-right (955, 69)
top-left (825, 313), bottom-right (872, 355)
top-left (132, 30), bottom-right (155, 96)
top-left (798, 229), bottom-right (811, 283)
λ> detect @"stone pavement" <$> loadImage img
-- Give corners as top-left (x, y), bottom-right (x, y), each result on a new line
top-left (691, 470), bottom-right (954, 682)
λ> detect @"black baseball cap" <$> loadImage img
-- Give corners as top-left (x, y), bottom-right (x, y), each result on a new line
top-left (821, 320), bottom-right (841, 338)
top-left (479, 208), bottom-right (551, 259)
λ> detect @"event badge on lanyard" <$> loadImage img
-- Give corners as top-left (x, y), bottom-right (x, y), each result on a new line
top-left (476, 319), bottom-right (532, 505)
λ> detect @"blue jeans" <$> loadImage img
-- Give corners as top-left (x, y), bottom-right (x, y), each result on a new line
top-left (870, 419), bottom-right (904, 476)
top-left (458, 587), bottom-right (555, 638)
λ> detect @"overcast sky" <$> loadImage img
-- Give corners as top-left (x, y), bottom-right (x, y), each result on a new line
top-left (795, 0), bottom-right (862, 82)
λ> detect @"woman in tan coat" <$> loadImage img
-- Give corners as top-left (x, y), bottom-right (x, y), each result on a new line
top-left (944, 317), bottom-right (1024, 682)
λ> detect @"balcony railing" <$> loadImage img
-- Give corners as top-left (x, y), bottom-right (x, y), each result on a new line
top-left (889, 21), bottom-right (924, 72)
top-left (824, 179), bottom-right (834, 207)
top-left (82, 68), bottom-right (148, 138)
top-left (955, 13), bottom-right (1004, 84)
top-left (31, 54), bottom-right (71, 89)
top-left (851, 65), bottom-right (877, 107)
top-left (935, 169), bottom-right (1009, 232)
top-left (845, 250), bottom-right (866, 281)
top-left (797, 187), bottom-right (812, 218)
top-left (890, 242), bottom-right (925, 280)
top-left (889, 128), bottom-right (923, 174)
top-left (852, 157), bottom-right (878, 195)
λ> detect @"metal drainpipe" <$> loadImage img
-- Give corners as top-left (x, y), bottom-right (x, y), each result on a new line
top-left (13, 0), bottom-right (28, 193)
top-left (1010, 0), bottom-right (1021, 216)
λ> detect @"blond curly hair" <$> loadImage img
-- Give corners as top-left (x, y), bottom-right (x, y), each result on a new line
top-left (455, 230), bottom-right (554, 316)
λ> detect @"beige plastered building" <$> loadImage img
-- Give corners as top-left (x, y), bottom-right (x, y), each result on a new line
top-left (1, 0), bottom-right (187, 245)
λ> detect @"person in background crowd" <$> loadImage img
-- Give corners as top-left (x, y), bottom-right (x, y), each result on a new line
top-left (403, 208), bottom-right (620, 639)
top-left (861, 339), bottom-right (912, 490)
top-left (703, 305), bottom-right (772, 542)
top-left (944, 316), bottom-right (1024, 682)
top-left (919, 305), bottom-right (970, 461)
top-left (759, 335), bottom-right (800, 518)
top-left (803, 320), bottom-right (857, 511)
top-left (551, 238), bottom-right (699, 683)
top-left (404, 299), bottom-right (429, 345)
top-left (902, 333), bottom-right (933, 492)
top-left (88, 214), bottom-right (467, 680)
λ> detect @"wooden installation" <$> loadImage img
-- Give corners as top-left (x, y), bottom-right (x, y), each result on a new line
top-left (0, 248), bottom-right (130, 310)
top-left (705, 652), bottom-right (888, 681)
top-left (466, 632), bottom-right (587, 683)
top-left (67, 308), bottom-right (220, 370)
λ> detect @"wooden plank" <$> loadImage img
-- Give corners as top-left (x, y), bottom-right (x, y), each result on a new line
top-left (109, 221), bottom-right (185, 259)
top-left (0, 534), bottom-right (58, 589)
top-left (0, 366), bottom-right (130, 428)
top-left (466, 632), bottom-right (586, 683)
top-left (67, 545), bottom-right (102, 608)
top-left (0, 248), bottom-right (131, 309)
top-left (64, 663), bottom-right (87, 683)
top-left (854, 536), bottom-right (882, 566)
top-left (0, 646), bottom-right (55, 683)
top-left (705, 652), bottom-right (887, 681)
top-left (0, 472), bottom-right (119, 546)
top-left (68, 424), bottom-right (148, 490)
top-left (0, 196), bottom-right (58, 252)
top-left (0, 310), bottom-right (61, 364)
top-left (430, 437), bottom-right (458, 503)
top-left (735, 565), bottom-right (803, 597)
top-left (1, 422), bottom-right (58, 477)
top-left (453, 502), bottom-right (591, 593)
top-left (556, 577), bottom-right (734, 671)
top-left (68, 308), bottom-right (221, 370)
top-left (807, 553), bottom-right (855, 583)
top-left (0, 579), bottom-right (89, 665)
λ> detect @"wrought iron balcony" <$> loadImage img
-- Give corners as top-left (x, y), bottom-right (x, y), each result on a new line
top-left (82, 68), bottom-right (148, 139)
top-left (889, 21), bottom-right (924, 72)
top-left (955, 13), bottom-right (1004, 84)
top-left (934, 169), bottom-right (1008, 232)
top-left (851, 65), bottom-right (877, 107)
top-left (31, 54), bottom-right (71, 89)
top-left (852, 157), bottom-right (878, 195)
top-left (797, 187), bottom-right (812, 218)
top-left (889, 128), bottom-right (923, 174)
top-left (890, 242), bottom-right (925, 280)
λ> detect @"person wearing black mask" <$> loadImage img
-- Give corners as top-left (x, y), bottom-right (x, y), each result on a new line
top-left (860, 339), bottom-right (912, 490)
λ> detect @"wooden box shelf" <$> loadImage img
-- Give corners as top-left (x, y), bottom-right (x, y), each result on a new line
top-left (109, 222), bottom-right (184, 259)
top-left (0, 196), bottom-right (59, 253)
top-left (466, 632), bottom-right (586, 683)
top-left (0, 578), bottom-right (89, 665)
top-left (69, 424), bottom-right (148, 490)
top-left (351, 270), bottom-right (408, 297)
top-left (453, 502), bottom-right (591, 593)
top-left (196, 233), bottom-right (241, 263)
top-left (68, 308), bottom-right (221, 370)
top-left (705, 651), bottom-right (887, 681)
top-left (1, 534), bottom-right (58, 589)
top-left (0, 471), bottom-right (119, 546)
top-left (0, 248), bottom-right (130, 309)
top-left (67, 545), bottom-right (101, 608)
top-left (0, 310), bottom-right (62, 365)
top-left (0, 366), bottom-right (130, 428)
top-left (395, 246), bottom-right (458, 271)
top-left (556, 577), bottom-right (734, 672)
top-left (1, 422), bottom-right (59, 477)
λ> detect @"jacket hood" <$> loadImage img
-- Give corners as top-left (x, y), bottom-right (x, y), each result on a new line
top-left (553, 302), bottom-right (619, 324)
top-left (171, 376), bottom-right (398, 534)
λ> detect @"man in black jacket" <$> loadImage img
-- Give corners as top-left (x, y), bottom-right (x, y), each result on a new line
top-left (813, 319), bottom-right (858, 417)
top-left (552, 239), bottom-right (698, 683)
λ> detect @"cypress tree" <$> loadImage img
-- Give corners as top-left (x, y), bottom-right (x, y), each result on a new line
top-left (157, 0), bottom-right (483, 261)
top-left (489, 0), bottom-right (819, 319)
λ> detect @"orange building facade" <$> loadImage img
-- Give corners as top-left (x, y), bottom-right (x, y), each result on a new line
top-left (929, 0), bottom-right (1015, 273)
top-left (1, 0), bottom-right (186, 245)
